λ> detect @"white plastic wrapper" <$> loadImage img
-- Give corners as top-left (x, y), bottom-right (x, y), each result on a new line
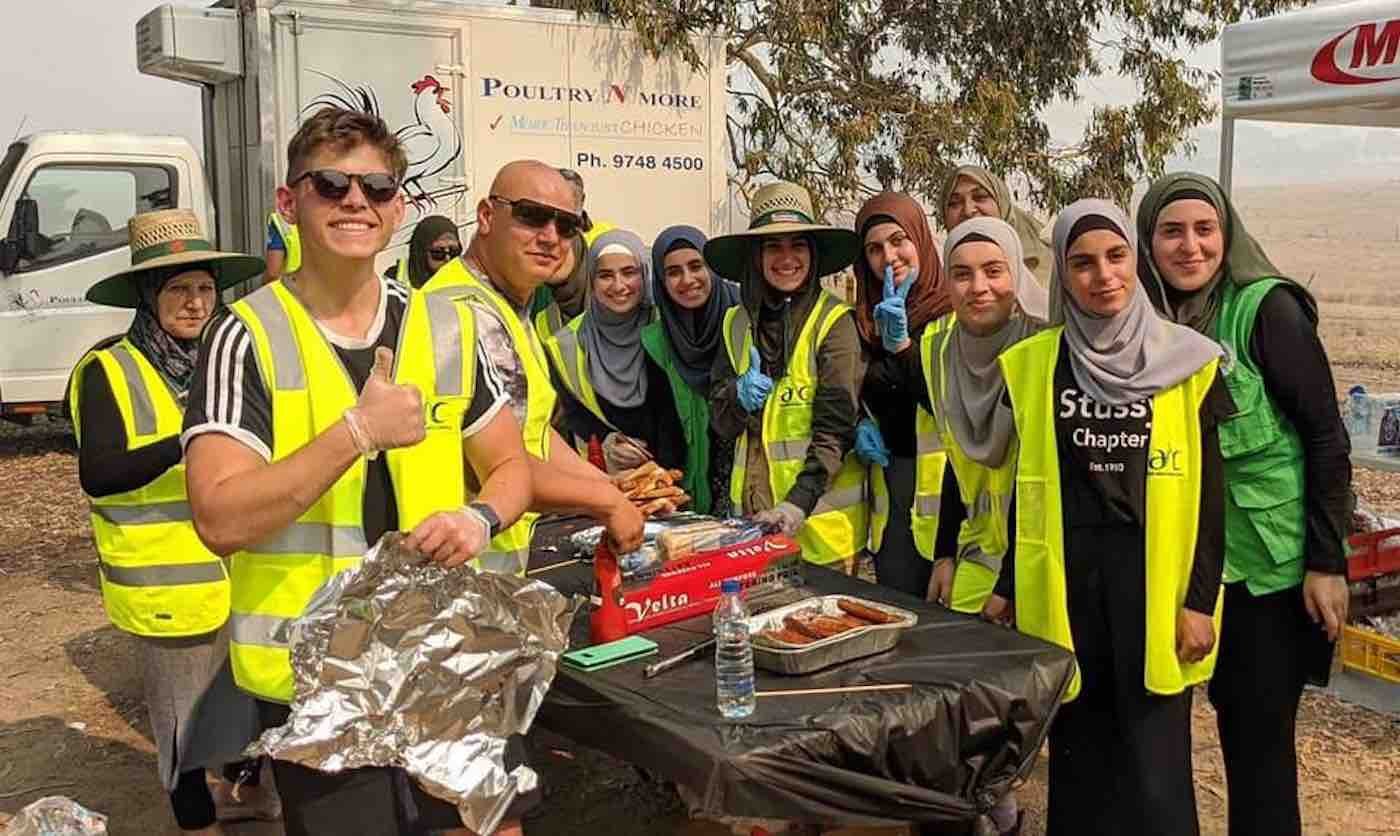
top-left (1, 797), bottom-right (107, 836)
top-left (250, 533), bottom-right (581, 834)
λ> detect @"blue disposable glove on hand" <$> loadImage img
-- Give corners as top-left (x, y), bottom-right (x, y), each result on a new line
top-left (736, 345), bottom-right (774, 413)
top-left (873, 264), bottom-right (916, 353)
top-left (854, 418), bottom-right (891, 467)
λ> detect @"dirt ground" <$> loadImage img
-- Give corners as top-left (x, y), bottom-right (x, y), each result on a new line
top-left (1, 417), bottom-right (1398, 836)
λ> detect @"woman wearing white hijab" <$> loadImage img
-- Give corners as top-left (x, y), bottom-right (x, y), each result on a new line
top-left (996, 200), bottom-right (1231, 836)
top-left (547, 228), bottom-right (686, 473)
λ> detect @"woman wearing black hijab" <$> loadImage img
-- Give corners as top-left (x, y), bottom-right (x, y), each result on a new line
top-left (642, 225), bottom-right (740, 514)
top-left (385, 215), bottom-right (460, 288)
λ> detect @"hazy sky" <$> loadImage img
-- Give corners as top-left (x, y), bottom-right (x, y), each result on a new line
top-left (4, 0), bottom-right (1389, 190)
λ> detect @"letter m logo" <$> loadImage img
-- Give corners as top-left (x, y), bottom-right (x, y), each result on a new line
top-left (1352, 20), bottom-right (1400, 69)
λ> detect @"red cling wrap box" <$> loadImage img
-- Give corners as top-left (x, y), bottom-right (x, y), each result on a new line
top-left (613, 533), bottom-right (802, 633)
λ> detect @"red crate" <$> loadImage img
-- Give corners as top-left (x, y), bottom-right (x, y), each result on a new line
top-left (1347, 527), bottom-right (1400, 582)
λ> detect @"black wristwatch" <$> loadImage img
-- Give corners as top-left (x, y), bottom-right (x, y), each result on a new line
top-left (468, 501), bottom-right (502, 538)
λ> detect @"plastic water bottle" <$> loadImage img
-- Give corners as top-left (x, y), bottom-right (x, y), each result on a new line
top-left (714, 579), bottom-right (756, 719)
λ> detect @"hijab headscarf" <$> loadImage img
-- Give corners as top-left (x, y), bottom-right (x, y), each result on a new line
top-left (1050, 200), bottom-right (1221, 406)
top-left (404, 215), bottom-right (459, 288)
top-left (936, 218), bottom-right (1049, 465)
top-left (852, 192), bottom-right (950, 347)
top-left (579, 228), bottom-right (652, 408)
top-left (651, 225), bottom-right (740, 391)
top-left (1136, 171), bottom-right (1308, 334)
top-left (127, 267), bottom-right (207, 401)
top-left (939, 165), bottom-right (1055, 287)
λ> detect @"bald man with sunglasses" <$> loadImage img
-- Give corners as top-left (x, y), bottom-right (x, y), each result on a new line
top-left (423, 161), bottom-right (644, 562)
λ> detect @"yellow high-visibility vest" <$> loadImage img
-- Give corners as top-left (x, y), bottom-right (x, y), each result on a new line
top-left (224, 281), bottom-right (477, 702)
top-left (268, 212), bottom-right (300, 274)
top-left (722, 293), bottom-right (868, 564)
top-left (999, 327), bottom-right (1223, 702)
top-left (71, 340), bottom-right (230, 637)
top-left (422, 259), bottom-right (557, 571)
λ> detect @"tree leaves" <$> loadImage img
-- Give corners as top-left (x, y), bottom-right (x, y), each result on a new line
top-left (568, 0), bottom-right (1309, 216)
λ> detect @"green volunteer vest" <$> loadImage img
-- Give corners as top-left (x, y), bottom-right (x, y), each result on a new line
top-left (1213, 279), bottom-right (1308, 594)
top-left (640, 321), bottom-right (713, 514)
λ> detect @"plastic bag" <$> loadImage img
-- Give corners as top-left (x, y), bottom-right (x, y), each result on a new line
top-left (1, 797), bottom-right (107, 836)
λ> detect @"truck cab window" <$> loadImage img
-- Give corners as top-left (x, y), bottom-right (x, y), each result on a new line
top-left (15, 164), bottom-right (174, 273)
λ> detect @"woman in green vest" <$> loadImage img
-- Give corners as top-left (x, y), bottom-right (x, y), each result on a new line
top-left (548, 227), bottom-right (688, 475)
top-left (705, 181), bottom-right (867, 564)
top-left (939, 164), bottom-right (1054, 286)
top-left (997, 199), bottom-right (1232, 836)
top-left (642, 224), bottom-right (741, 514)
top-left (1137, 172), bottom-right (1352, 836)
top-left (74, 210), bottom-right (275, 833)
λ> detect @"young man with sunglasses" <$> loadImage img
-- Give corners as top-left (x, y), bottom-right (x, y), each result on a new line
top-left (423, 160), bottom-right (644, 570)
top-left (182, 107), bottom-right (543, 836)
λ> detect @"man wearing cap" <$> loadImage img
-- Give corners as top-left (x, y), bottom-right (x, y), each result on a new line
top-left (182, 107), bottom-right (541, 835)
top-left (424, 160), bottom-right (644, 567)
top-left (71, 209), bottom-right (276, 833)
top-left (705, 180), bottom-right (868, 566)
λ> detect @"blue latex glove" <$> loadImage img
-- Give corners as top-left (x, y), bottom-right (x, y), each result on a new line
top-left (873, 263), bottom-right (916, 352)
top-left (736, 346), bottom-right (774, 413)
top-left (854, 418), bottom-right (890, 467)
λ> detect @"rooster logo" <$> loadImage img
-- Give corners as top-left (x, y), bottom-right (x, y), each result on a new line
top-left (301, 70), bottom-right (468, 213)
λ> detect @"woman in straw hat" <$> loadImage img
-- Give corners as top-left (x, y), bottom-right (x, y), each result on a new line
top-left (996, 199), bottom-right (1231, 835)
top-left (71, 209), bottom-right (275, 833)
top-left (940, 165), bottom-right (1055, 287)
top-left (705, 181), bottom-right (868, 564)
top-left (1137, 172), bottom-right (1350, 836)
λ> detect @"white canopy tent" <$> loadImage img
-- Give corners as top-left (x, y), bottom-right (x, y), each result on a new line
top-left (1219, 0), bottom-right (1400, 191)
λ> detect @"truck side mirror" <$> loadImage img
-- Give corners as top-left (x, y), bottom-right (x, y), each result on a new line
top-left (1, 197), bottom-right (38, 274)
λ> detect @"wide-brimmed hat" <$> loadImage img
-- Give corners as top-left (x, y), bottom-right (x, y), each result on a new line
top-left (704, 182), bottom-right (860, 281)
top-left (86, 209), bottom-right (264, 308)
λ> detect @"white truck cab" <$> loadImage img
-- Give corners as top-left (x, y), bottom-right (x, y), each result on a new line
top-left (0, 132), bottom-right (210, 419)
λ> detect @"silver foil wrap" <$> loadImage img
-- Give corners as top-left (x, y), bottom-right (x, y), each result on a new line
top-left (250, 533), bottom-right (581, 833)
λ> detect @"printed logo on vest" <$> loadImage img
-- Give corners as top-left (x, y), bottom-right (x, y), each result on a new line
top-left (1148, 444), bottom-right (1185, 477)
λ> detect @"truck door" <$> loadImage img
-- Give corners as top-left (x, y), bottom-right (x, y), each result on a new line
top-left (275, 12), bottom-right (471, 270)
top-left (0, 159), bottom-right (176, 407)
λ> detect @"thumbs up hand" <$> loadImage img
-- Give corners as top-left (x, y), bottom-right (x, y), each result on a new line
top-left (736, 345), bottom-right (774, 413)
top-left (873, 263), bottom-right (916, 353)
top-left (343, 347), bottom-right (425, 458)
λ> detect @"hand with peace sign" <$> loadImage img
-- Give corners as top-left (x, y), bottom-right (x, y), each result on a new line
top-left (873, 263), bottom-right (917, 353)
top-left (736, 345), bottom-right (774, 413)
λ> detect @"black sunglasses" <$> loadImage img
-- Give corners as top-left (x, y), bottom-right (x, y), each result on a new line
top-left (489, 195), bottom-right (584, 239)
top-left (291, 169), bottom-right (400, 204)
top-left (427, 246), bottom-right (462, 260)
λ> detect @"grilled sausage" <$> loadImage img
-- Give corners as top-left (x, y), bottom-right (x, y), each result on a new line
top-left (837, 598), bottom-right (899, 624)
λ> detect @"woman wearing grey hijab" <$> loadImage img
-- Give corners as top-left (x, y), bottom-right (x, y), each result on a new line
top-left (546, 228), bottom-right (685, 474)
top-left (995, 199), bottom-right (1232, 836)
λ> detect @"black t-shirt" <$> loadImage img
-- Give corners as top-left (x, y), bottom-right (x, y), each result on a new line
top-left (182, 278), bottom-right (507, 545)
top-left (1054, 358), bottom-right (1154, 528)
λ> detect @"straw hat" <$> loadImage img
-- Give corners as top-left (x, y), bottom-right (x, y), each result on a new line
top-left (86, 209), bottom-right (264, 308)
top-left (704, 182), bottom-right (860, 281)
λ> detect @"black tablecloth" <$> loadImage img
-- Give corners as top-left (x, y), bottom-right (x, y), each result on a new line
top-left (528, 519), bottom-right (1075, 828)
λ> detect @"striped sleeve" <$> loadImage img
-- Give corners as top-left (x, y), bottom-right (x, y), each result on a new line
top-left (461, 332), bottom-right (512, 438)
top-left (181, 309), bottom-right (274, 461)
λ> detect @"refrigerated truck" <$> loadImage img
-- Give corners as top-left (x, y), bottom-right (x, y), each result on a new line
top-left (0, 0), bottom-right (728, 420)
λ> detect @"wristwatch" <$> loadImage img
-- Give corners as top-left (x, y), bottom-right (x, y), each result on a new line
top-left (467, 501), bottom-right (502, 538)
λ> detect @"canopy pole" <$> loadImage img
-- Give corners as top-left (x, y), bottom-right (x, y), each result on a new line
top-left (1219, 117), bottom-right (1236, 194)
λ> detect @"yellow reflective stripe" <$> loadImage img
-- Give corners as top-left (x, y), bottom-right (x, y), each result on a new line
top-left (101, 561), bottom-right (225, 587)
top-left (553, 324), bottom-right (585, 400)
top-left (767, 439), bottom-right (809, 463)
top-left (957, 542), bottom-right (1002, 574)
top-left (915, 494), bottom-right (942, 515)
top-left (230, 612), bottom-right (292, 649)
top-left (725, 306), bottom-right (751, 371)
top-left (253, 523), bottom-right (367, 557)
top-left (811, 484), bottom-right (865, 515)
top-left (108, 344), bottom-right (157, 437)
top-left (240, 288), bottom-right (305, 390)
top-left (423, 294), bottom-right (465, 397)
top-left (91, 500), bottom-right (193, 525)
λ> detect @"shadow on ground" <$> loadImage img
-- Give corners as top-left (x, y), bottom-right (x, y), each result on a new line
top-left (63, 626), bottom-right (150, 743)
